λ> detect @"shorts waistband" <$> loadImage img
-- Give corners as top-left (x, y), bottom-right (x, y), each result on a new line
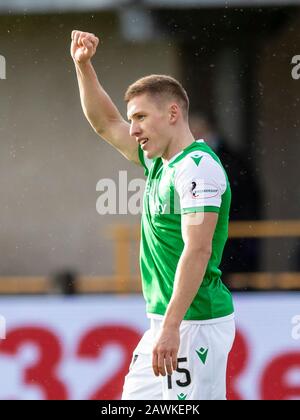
top-left (147, 312), bottom-right (235, 325)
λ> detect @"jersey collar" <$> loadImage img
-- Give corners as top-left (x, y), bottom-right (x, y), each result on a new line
top-left (167, 139), bottom-right (205, 167)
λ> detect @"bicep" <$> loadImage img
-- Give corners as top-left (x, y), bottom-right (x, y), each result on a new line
top-left (181, 212), bottom-right (218, 251)
top-left (97, 120), bottom-right (140, 165)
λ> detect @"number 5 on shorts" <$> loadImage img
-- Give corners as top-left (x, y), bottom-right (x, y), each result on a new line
top-left (167, 357), bottom-right (191, 389)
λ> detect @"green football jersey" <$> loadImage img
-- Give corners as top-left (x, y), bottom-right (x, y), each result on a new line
top-left (138, 140), bottom-right (234, 320)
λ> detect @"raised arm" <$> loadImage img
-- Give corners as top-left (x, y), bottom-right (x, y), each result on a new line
top-left (71, 30), bottom-right (139, 164)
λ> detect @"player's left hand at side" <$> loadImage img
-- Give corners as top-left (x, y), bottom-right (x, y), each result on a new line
top-left (152, 327), bottom-right (180, 376)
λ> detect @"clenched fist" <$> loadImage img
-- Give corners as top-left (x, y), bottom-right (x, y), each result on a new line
top-left (71, 30), bottom-right (99, 64)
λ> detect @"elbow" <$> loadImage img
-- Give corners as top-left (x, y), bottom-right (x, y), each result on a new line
top-left (198, 247), bottom-right (212, 260)
top-left (185, 244), bottom-right (212, 260)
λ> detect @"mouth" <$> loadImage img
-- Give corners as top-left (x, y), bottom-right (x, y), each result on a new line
top-left (139, 138), bottom-right (149, 149)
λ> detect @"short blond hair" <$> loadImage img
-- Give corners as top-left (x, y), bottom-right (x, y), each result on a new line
top-left (124, 74), bottom-right (189, 119)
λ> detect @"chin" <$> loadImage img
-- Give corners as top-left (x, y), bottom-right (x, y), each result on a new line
top-left (144, 150), bottom-right (154, 159)
top-left (144, 149), bottom-right (160, 160)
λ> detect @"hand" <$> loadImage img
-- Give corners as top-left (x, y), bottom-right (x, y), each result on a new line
top-left (71, 30), bottom-right (99, 64)
top-left (152, 326), bottom-right (180, 376)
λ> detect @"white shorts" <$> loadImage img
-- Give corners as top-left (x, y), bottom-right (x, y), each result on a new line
top-left (122, 315), bottom-right (235, 400)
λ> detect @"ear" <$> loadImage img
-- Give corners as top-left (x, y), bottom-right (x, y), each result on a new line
top-left (169, 104), bottom-right (180, 124)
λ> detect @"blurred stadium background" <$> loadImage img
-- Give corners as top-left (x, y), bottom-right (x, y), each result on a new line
top-left (0, 0), bottom-right (300, 400)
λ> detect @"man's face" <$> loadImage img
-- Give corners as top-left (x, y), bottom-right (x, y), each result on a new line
top-left (127, 93), bottom-right (171, 159)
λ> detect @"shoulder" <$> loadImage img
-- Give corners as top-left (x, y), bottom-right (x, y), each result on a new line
top-left (174, 150), bottom-right (226, 182)
top-left (173, 150), bottom-right (228, 213)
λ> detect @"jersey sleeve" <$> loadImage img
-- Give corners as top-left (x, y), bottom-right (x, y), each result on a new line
top-left (174, 154), bottom-right (227, 214)
top-left (138, 145), bottom-right (153, 177)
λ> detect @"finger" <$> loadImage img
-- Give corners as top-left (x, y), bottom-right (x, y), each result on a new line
top-left (74, 31), bottom-right (81, 47)
top-left (82, 38), bottom-right (93, 50)
top-left (82, 33), bottom-right (98, 47)
top-left (164, 352), bottom-right (173, 376)
top-left (79, 32), bottom-right (92, 47)
top-left (71, 29), bottom-right (80, 40)
top-left (78, 32), bottom-right (87, 47)
top-left (157, 352), bottom-right (166, 376)
top-left (171, 352), bottom-right (178, 371)
top-left (152, 351), bottom-right (159, 377)
top-left (89, 36), bottom-right (99, 49)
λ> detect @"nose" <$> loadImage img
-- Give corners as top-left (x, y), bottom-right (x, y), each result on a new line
top-left (130, 121), bottom-right (142, 138)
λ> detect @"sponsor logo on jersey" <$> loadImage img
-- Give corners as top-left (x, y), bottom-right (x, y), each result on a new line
top-left (190, 180), bottom-right (218, 199)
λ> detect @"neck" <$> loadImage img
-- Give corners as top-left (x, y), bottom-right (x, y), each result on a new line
top-left (162, 125), bottom-right (195, 163)
top-left (204, 130), bottom-right (220, 150)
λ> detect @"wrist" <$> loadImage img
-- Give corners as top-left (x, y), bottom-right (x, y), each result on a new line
top-left (75, 59), bottom-right (92, 70)
top-left (162, 319), bottom-right (181, 330)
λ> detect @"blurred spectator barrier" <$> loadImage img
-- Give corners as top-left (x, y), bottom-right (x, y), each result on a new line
top-left (1, 220), bottom-right (300, 294)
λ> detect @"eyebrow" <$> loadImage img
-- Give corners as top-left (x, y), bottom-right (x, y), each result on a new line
top-left (127, 111), bottom-right (143, 121)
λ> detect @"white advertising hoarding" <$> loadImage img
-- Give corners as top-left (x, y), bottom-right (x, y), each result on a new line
top-left (0, 0), bottom-right (128, 12)
top-left (0, 293), bottom-right (299, 400)
top-left (1, 0), bottom-right (299, 12)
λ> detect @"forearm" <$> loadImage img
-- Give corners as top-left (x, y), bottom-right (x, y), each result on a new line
top-left (75, 61), bottom-right (124, 134)
top-left (162, 247), bottom-right (211, 329)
